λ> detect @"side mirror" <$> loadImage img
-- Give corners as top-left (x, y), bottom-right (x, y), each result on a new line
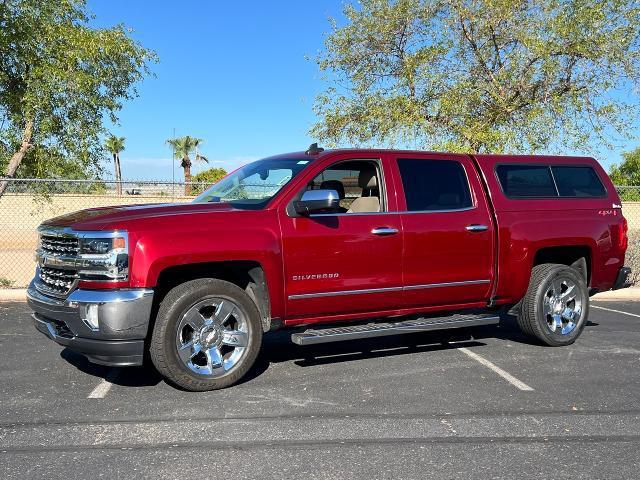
top-left (294, 189), bottom-right (340, 216)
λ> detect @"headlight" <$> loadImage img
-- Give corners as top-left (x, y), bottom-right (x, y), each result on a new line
top-left (79, 237), bottom-right (126, 255)
top-left (76, 233), bottom-right (129, 281)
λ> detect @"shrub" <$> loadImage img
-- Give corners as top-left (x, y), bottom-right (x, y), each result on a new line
top-left (191, 167), bottom-right (228, 196)
top-left (617, 188), bottom-right (640, 202)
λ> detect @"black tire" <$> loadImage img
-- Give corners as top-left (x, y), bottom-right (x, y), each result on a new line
top-left (517, 263), bottom-right (589, 346)
top-left (150, 278), bottom-right (263, 391)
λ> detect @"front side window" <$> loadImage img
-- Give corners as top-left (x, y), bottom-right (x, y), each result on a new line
top-left (397, 159), bottom-right (472, 211)
top-left (194, 157), bottom-right (311, 209)
top-left (303, 159), bottom-right (383, 214)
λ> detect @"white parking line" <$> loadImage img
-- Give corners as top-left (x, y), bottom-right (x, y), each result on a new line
top-left (591, 304), bottom-right (640, 318)
top-left (458, 347), bottom-right (534, 391)
top-left (87, 369), bottom-right (120, 399)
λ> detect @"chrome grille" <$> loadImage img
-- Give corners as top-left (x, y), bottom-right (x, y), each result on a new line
top-left (40, 234), bottom-right (80, 256)
top-left (36, 266), bottom-right (78, 296)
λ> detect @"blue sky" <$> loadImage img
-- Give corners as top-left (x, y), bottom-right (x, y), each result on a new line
top-left (89, 0), bottom-right (337, 180)
top-left (89, 1), bottom-right (638, 180)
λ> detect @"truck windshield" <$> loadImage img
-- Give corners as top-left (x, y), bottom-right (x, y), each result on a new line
top-left (193, 157), bottom-right (311, 209)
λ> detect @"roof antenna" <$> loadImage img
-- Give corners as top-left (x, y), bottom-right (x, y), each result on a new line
top-left (305, 143), bottom-right (324, 155)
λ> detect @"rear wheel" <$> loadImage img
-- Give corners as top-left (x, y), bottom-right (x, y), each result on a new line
top-left (517, 263), bottom-right (589, 346)
top-left (150, 278), bottom-right (262, 391)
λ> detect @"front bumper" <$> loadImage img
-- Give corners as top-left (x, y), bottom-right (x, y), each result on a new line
top-left (27, 282), bottom-right (154, 366)
top-left (613, 267), bottom-right (632, 291)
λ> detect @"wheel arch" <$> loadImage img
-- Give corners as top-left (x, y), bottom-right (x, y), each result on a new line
top-left (150, 260), bottom-right (273, 335)
top-left (532, 245), bottom-right (592, 285)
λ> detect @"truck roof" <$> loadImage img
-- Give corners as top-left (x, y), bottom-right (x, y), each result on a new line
top-left (268, 148), bottom-right (598, 166)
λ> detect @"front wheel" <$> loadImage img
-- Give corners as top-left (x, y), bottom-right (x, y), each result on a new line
top-left (150, 278), bottom-right (263, 391)
top-left (517, 263), bottom-right (589, 346)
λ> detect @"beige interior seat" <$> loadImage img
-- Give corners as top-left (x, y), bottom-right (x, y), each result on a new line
top-left (347, 169), bottom-right (380, 213)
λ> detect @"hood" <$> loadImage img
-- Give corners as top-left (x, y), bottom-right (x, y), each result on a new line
top-left (41, 202), bottom-right (237, 231)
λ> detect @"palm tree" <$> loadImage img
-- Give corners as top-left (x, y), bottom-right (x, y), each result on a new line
top-left (166, 135), bottom-right (209, 195)
top-left (105, 135), bottom-right (125, 195)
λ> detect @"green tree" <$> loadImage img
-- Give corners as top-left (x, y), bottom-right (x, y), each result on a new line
top-left (166, 136), bottom-right (209, 195)
top-left (191, 167), bottom-right (228, 195)
top-left (104, 135), bottom-right (125, 195)
top-left (0, 0), bottom-right (155, 196)
top-left (312, 0), bottom-right (640, 154)
top-left (610, 147), bottom-right (640, 201)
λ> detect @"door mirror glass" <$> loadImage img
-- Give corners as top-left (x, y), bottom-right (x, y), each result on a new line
top-left (294, 189), bottom-right (340, 216)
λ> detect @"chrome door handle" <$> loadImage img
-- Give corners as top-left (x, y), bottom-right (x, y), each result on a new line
top-left (371, 227), bottom-right (399, 236)
top-left (465, 224), bottom-right (489, 232)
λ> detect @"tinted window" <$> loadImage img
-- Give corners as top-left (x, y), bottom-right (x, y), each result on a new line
top-left (552, 166), bottom-right (606, 197)
top-left (496, 165), bottom-right (557, 197)
top-left (397, 159), bottom-right (472, 211)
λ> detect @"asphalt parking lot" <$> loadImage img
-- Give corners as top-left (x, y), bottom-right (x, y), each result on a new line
top-left (1, 299), bottom-right (640, 479)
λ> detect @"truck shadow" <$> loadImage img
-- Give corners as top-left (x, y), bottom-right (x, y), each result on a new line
top-left (59, 312), bottom-right (600, 389)
top-left (229, 333), bottom-right (486, 387)
top-left (244, 312), bottom-right (600, 384)
top-left (60, 348), bottom-right (163, 387)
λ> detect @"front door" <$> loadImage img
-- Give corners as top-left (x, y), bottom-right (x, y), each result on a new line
top-left (279, 156), bottom-right (403, 320)
top-left (391, 153), bottom-right (495, 308)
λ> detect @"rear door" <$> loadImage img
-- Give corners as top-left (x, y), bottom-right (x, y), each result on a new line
top-left (391, 153), bottom-right (495, 308)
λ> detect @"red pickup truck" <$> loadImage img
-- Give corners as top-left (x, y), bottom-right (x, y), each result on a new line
top-left (27, 146), bottom-right (631, 391)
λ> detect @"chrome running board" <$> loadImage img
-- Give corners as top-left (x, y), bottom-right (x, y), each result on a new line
top-left (291, 313), bottom-right (499, 346)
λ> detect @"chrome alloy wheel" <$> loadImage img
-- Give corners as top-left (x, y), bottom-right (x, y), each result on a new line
top-left (543, 276), bottom-right (584, 335)
top-left (176, 297), bottom-right (249, 376)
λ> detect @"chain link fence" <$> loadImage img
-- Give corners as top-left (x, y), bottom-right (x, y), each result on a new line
top-left (616, 186), bottom-right (640, 286)
top-left (0, 178), bottom-right (212, 288)
top-left (1, 179), bottom-right (640, 288)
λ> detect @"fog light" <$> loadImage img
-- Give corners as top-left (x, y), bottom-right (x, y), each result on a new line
top-left (81, 303), bottom-right (100, 331)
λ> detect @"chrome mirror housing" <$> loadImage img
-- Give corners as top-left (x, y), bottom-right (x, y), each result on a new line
top-left (294, 189), bottom-right (340, 216)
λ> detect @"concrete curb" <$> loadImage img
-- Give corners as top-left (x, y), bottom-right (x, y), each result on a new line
top-left (591, 287), bottom-right (640, 302)
top-left (0, 289), bottom-right (27, 302)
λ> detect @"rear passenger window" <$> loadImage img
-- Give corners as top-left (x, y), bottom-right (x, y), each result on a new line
top-left (496, 165), bottom-right (557, 198)
top-left (551, 166), bottom-right (606, 197)
top-left (397, 159), bottom-right (472, 211)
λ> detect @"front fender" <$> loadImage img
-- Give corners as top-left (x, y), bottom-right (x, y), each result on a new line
top-left (126, 212), bottom-right (285, 318)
